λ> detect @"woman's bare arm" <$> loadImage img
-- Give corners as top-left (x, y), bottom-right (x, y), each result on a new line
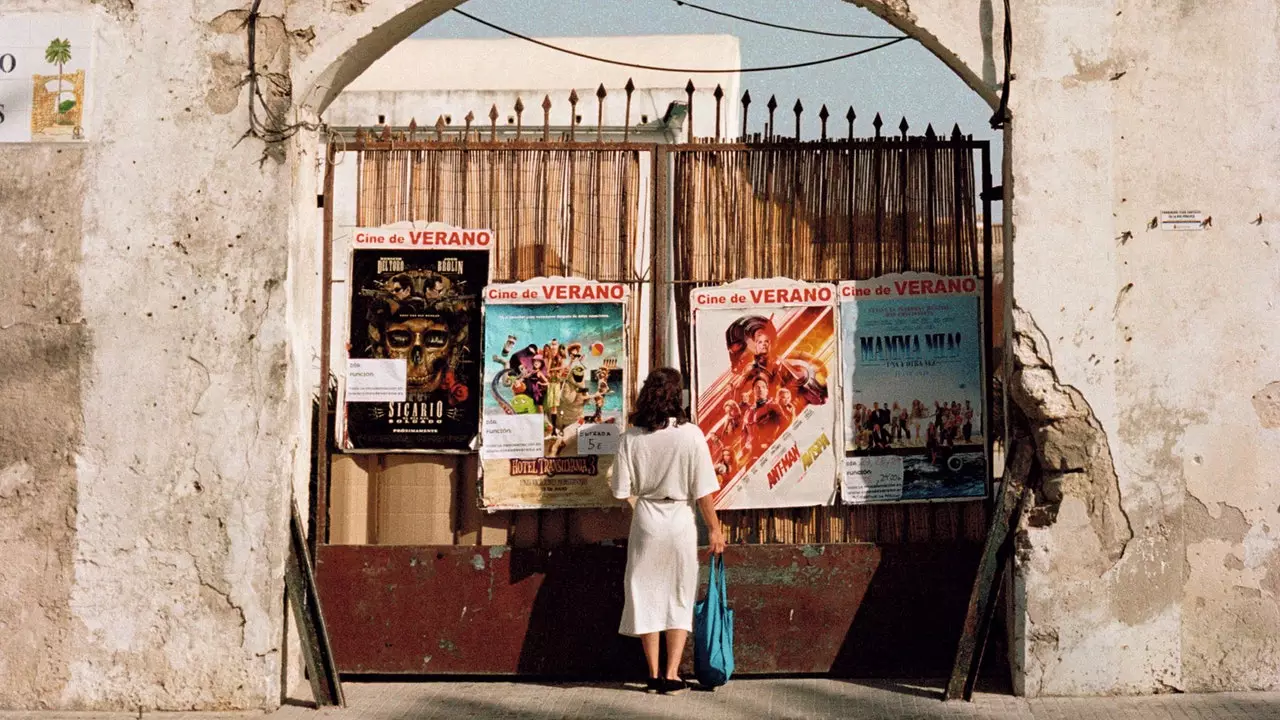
top-left (697, 494), bottom-right (726, 554)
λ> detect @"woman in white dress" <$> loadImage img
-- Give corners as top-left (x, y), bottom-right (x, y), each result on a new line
top-left (611, 368), bottom-right (726, 694)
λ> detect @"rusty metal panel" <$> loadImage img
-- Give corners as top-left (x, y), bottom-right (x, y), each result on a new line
top-left (316, 543), bottom-right (982, 678)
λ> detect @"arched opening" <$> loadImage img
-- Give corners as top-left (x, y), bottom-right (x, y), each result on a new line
top-left (285, 0), bottom-right (1013, 698)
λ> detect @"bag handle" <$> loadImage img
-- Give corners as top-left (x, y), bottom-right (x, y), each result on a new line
top-left (707, 554), bottom-right (720, 599)
top-left (712, 554), bottom-right (727, 605)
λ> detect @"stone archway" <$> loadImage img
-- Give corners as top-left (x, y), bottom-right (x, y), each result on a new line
top-left (292, 0), bottom-right (1002, 118)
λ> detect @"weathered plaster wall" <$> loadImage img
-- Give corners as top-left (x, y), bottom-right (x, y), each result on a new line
top-left (2, 0), bottom-right (310, 709)
top-left (1000, 0), bottom-right (1280, 696)
top-left (0, 145), bottom-right (86, 708)
top-left (1, 0), bottom-right (1277, 710)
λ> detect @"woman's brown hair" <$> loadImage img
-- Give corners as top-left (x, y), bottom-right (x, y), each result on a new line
top-left (628, 367), bottom-right (687, 431)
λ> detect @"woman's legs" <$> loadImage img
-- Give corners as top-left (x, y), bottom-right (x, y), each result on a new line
top-left (640, 632), bottom-right (661, 678)
top-left (663, 629), bottom-right (687, 680)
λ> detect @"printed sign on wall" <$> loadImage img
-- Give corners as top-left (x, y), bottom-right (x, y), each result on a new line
top-left (480, 278), bottom-right (629, 509)
top-left (691, 279), bottom-right (839, 510)
top-left (337, 224), bottom-right (491, 452)
top-left (838, 273), bottom-right (987, 504)
top-left (0, 15), bottom-right (92, 143)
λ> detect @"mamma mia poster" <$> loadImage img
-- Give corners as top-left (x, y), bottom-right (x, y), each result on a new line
top-left (480, 278), bottom-right (628, 510)
top-left (691, 279), bottom-right (839, 510)
top-left (838, 273), bottom-right (987, 503)
top-left (337, 224), bottom-right (490, 452)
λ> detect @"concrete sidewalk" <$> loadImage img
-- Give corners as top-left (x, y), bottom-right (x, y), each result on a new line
top-left (274, 680), bottom-right (1280, 720)
top-left (5, 680), bottom-right (1279, 719)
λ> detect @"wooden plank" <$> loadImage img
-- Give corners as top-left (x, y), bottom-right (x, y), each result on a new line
top-left (286, 499), bottom-right (344, 707)
top-left (945, 439), bottom-right (1031, 701)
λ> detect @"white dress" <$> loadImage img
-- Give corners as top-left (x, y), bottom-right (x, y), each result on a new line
top-left (611, 420), bottom-right (720, 636)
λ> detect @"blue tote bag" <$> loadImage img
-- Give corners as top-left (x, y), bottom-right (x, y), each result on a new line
top-left (693, 554), bottom-right (735, 688)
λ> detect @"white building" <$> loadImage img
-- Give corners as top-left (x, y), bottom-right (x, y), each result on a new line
top-left (324, 34), bottom-right (742, 141)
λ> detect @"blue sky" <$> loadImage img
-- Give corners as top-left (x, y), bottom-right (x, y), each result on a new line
top-left (412, 0), bottom-right (1001, 169)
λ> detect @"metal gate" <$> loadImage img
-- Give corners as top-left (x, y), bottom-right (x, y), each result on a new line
top-left (313, 90), bottom-right (998, 678)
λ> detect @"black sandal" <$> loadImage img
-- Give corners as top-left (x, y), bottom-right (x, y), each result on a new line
top-left (659, 678), bottom-right (689, 695)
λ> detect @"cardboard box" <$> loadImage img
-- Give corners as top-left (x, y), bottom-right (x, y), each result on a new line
top-left (329, 455), bottom-right (375, 545)
top-left (455, 454), bottom-right (482, 546)
top-left (373, 455), bottom-right (459, 545)
top-left (539, 510), bottom-right (568, 547)
top-left (480, 510), bottom-right (510, 546)
top-left (568, 507), bottom-right (632, 544)
top-left (511, 511), bottom-right (540, 548)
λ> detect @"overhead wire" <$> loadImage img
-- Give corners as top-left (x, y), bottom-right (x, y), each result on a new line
top-left (450, 8), bottom-right (911, 75)
top-left (672, 0), bottom-right (905, 40)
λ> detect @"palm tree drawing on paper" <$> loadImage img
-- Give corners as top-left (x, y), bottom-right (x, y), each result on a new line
top-left (44, 38), bottom-right (74, 120)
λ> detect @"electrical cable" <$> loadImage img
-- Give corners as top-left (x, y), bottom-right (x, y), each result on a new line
top-left (450, 8), bottom-right (911, 74)
top-left (672, 0), bottom-right (905, 40)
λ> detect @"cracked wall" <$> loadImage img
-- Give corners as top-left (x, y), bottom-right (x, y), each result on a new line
top-left (2, 0), bottom-right (1277, 710)
top-left (0, 146), bottom-right (87, 709)
top-left (1000, 0), bottom-right (1280, 696)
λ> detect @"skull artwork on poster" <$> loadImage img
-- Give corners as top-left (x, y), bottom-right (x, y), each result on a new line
top-left (382, 316), bottom-right (452, 392)
top-left (364, 269), bottom-right (472, 398)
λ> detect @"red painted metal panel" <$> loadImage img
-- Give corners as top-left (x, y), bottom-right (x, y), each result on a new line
top-left (316, 542), bottom-right (983, 678)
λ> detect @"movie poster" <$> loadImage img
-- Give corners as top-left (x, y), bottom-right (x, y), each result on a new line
top-left (691, 279), bottom-right (840, 510)
top-left (839, 273), bottom-right (987, 503)
top-left (480, 278), bottom-right (629, 510)
top-left (337, 224), bottom-right (491, 452)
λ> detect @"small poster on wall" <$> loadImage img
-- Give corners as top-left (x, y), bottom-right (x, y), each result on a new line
top-left (0, 14), bottom-right (92, 143)
top-left (838, 273), bottom-right (987, 503)
top-left (691, 279), bottom-right (840, 510)
top-left (480, 278), bottom-right (629, 510)
top-left (337, 225), bottom-right (491, 452)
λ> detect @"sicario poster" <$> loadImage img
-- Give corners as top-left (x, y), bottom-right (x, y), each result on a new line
top-left (337, 224), bottom-right (491, 452)
top-left (838, 273), bottom-right (987, 503)
top-left (479, 278), bottom-right (628, 510)
top-left (691, 279), bottom-right (840, 510)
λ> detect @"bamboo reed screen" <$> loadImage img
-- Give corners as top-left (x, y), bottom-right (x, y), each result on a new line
top-left (355, 146), bottom-right (649, 390)
top-left (350, 141), bottom-right (988, 547)
top-left (672, 142), bottom-right (986, 545)
top-left (354, 145), bottom-right (651, 550)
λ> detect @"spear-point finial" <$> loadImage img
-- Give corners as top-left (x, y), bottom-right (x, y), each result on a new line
top-left (408, 117), bottom-right (417, 140)
top-left (596, 84), bottom-right (607, 142)
top-left (951, 123), bottom-right (963, 140)
top-left (925, 123), bottom-right (936, 139)
top-left (741, 90), bottom-right (752, 140)
top-left (793, 99), bottom-right (804, 141)
top-left (489, 104), bottom-right (499, 141)
top-left (542, 94), bottom-right (552, 141)
top-left (818, 104), bottom-right (829, 141)
top-left (514, 96), bottom-right (525, 139)
top-left (685, 80), bottom-right (696, 141)
top-left (846, 106), bottom-right (856, 139)
top-left (766, 95), bottom-right (778, 139)
top-left (873, 112), bottom-right (884, 138)
top-left (568, 89), bottom-right (579, 141)
top-left (624, 79), bottom-right (635, 142)
top-left (434, 115), bottom-right (445, 141)
top-left (713, 84), bottom-right (724, 141)
top-left (380, 123), bottom-right (391, 141)
top-left (899, 115), bottom-right (909, 139)
top-left (464, 110), bottom-right (475, 142)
